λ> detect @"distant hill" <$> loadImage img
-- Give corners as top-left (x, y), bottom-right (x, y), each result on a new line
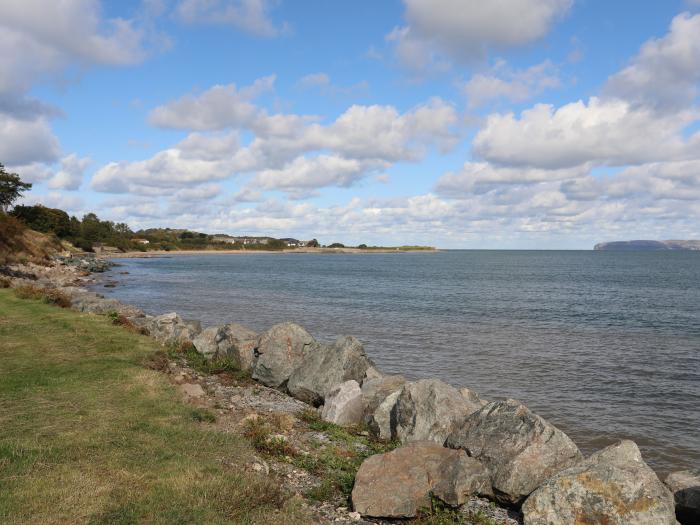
top-left (594, 240), bottom-right (700, 251)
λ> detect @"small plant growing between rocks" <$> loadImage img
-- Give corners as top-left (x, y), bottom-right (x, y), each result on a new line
top-left (190, 407), bottom-right (217, 423)
top-left (242, 417), bottom-right (296, 458)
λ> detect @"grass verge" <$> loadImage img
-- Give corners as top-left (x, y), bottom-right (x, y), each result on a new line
top-left (0, 289), bottom-right (311, 525)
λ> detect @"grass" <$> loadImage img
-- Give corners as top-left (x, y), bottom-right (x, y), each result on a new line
top-left (0, 289), bottom-right (312, 525)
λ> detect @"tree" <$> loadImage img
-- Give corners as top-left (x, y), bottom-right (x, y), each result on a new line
top-left (0, 164), bottom-right (32, 212)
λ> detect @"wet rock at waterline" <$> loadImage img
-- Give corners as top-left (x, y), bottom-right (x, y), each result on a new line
top-left (445, 398), bottom-right (582, 505)
top-left (287, 335), bottom-right (374, 406)
top-left (351, 441), bottom-right (490, 518)
top-left (523, 440), bottom-right (678, 525)
top-left (665, 469), bottom-right (700, 525)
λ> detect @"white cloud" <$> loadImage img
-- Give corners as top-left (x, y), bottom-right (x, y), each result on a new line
top-left (463, 60), bottom-right (561, 108)
top-left (437, 162), bottom-right (587, 195)
top-left (0, 0), bottom-right (149, 96)
top-left (148, 76), bottom-right (275, 130)
top-left (604, 13), bottom-right (700, 110)
top-left (48, 154), bottom-right (91, 190)
top-left (250, 155), bottom-right (386, 196)
top-left (390, 0), bottom-right (572, 70)
top-left (176, 0), bottom-right (285, 37)
top-left (0, 115), bottom-right (60, 166)
top-left (473, 97), bottom-right (698, 169)
top-left (97, 95), bottom-right (458, 195)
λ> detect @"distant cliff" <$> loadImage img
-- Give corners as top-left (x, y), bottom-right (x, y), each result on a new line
top-left (594, 240), bottom-right (700, 251)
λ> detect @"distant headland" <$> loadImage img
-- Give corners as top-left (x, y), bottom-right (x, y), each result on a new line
top-left (594, 240), bottom-right (700, 251)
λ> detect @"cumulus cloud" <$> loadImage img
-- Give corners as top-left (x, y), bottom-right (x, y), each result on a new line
top-left (0, 115), bottom-right (60, 166)
top-left (472, 98), bottom-right (698, 169)
top-left (148, 76), bottom-right (275, 130)
top-left (0, 0), bottom-right (161, 172)
top-left (95, 95), bottom-right (458, 195)
top-left (48, 154), bottom-right (91, 190)
top-left (0, 0), bottom-right (150, 96)
top-left (390, 0), bottom-right (572, 70)
top-left (176, 0), bottom-right (286, 37)
top-left (604, 12), bottom-right (700, 110)
top-left (463, 60), bottom-right (561, 108)
top-left (250, 155), bottom-right (386, 196)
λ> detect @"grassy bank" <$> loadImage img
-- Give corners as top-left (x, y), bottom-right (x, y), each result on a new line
top-left (0, 290), bottom-right (310, 524)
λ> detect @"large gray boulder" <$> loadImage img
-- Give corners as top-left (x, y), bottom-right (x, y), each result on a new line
top-left (148, 312), bottom-right (202, 347)
top-left (320, 380), bottom-right (364, 426)
top-left (351, 441), bottom-right (490, 518)
top-left (523, 440), bottom-right (678, 525)
top-left (361, 373), bottom-right (406, 421)
top-left (192, 323), bottom-right (257, 371)
top-left (445, 399), bottom-right (582, 505)
top-left (251, 322), bottom-right (317, 389)
top-left (392, 379), bottom-right (485, 444)
top-left (666, 470), bottom-right (700, 524)
top-left (287, 336), bottom-right (374, 406)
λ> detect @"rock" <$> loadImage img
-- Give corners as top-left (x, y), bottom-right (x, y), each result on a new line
top-left (351, 441), bottom-right (490, 518)
top-left (321, 380), bottom-right (364, 426)
top-left (192, 323), bottom-right (257, 370)
top-left (523, 440), bottom-right (678, 525)
top-left (459, 387), bottom-right (488, 408)
top-left (666, 470), bottom-right (700, 524)
top-left (445, 399), bottom-right (582, 505)
top-left (361, 374), bottom-right (406, 420)
top-left (179, 383), bottom-right (205, 399)
top-left (287, 336), bottom-right (374, 406)
top-left (362, 366), bottom-right (383, 383)
top-left (148, 312), bottom-right (202, 346)
top-left (392, 379), bottom-right (485, 444)
top-left (252, 322), bottom-right (318, 389)
top-left (368, 389), bottom-right (401, 440)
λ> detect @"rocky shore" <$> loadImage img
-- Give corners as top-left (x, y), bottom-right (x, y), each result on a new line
top-left (1, 257), bottom-right (698, 525)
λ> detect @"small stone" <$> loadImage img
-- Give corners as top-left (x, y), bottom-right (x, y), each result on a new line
top-left (179, 383), bottom-right (205, 398)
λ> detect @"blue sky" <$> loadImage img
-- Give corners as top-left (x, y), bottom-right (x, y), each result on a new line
top-left (3, 0), bottom-right (700, 248)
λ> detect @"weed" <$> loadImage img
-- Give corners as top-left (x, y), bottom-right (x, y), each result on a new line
top-left (0, 276), bottom-right (11, 288)
top-left (143, 350), bottom-right (170, 372)
top-left (190, 408), bottom-right (217, 423)
top-left (242, 417), bottom-right (296, 458)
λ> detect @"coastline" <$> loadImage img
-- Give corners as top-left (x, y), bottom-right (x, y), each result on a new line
top-left (106, 247), bottom-right (439, 258)
top-left (1, 256), bottom-right (694, 524)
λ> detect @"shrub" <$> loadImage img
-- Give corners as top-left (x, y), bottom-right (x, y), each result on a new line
top-left (0, 276), bottom-right (11, 288)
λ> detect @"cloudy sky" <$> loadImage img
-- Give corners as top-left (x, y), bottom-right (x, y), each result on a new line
top-left (3, 0), bottom-right (700, 248)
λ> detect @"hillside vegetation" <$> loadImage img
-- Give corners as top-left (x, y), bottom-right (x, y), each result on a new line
top-left (0, 214), bottom-right (62, 265)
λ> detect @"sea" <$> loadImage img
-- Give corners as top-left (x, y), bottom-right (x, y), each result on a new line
top-left (100, 250), bottom-right (700, 475)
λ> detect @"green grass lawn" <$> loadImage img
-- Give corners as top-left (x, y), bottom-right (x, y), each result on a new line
top-left (0, 290), bottom-right (311, 525)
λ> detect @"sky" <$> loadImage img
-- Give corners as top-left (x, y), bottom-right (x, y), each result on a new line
top-left (3, 0), bottom-right (700, 249)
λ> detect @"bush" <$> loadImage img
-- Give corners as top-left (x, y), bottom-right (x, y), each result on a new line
top-left (328, 242), bottom-right (345, 248)
top-left (0, 276), bottom-right (11, 288)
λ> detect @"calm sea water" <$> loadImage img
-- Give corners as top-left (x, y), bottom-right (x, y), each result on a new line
top-left (102, 250), bottom-right (700, 475)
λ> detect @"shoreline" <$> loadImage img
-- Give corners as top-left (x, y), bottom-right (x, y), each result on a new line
top-left (1, 256), bottom-right (693, 524)
top-left (105, 247), bottom-right (439, 258)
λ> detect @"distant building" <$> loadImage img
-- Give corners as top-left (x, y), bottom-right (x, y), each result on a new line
top-left (132, 238), bottom-right (150, 245)
top-left (211, 235), bottom-right (235, 244)
top-left (280, 238), bottom-right (302, 247)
